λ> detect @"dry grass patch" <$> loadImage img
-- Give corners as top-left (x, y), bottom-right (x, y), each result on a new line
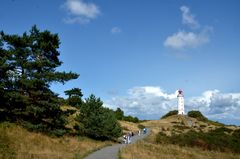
top-left (119, 121), bottom-right (139, 134)
top-left (119, 141), bottom-right (240, 159)
top-left (0, 122), bottom-right (112, 159)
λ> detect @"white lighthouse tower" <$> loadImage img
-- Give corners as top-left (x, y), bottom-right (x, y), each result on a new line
top-left (177, 89), bottom-right (184, 115)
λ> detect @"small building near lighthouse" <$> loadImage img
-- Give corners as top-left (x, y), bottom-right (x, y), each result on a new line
top-left (177, 89), bottom-right (184, 115)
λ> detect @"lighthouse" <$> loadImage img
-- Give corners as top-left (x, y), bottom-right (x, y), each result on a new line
top-left (177, 89), bottom-right (184, 115)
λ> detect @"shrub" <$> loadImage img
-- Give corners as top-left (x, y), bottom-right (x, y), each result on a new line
top-left (161, 110), bottom-right (178, 119)
top-left (123, 115), bottom-right (139, 123)
top-left (187, 111), bottom-right (208, 122)
top-left (23, 121), bottom-right (67, 137)
top-left (156, 132), bottom-right (168, 144)
top-left (155, 127), bottom-right (240, 153)
top-left (114, 108), bottom-right (124, 120)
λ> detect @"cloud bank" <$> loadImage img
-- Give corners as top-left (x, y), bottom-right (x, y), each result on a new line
top-left (105, 86), bottom-right (240, 125)
top-left (164, 5), bottom-right (212, 50)
top-left (62, 0), bottom-right (100, 24)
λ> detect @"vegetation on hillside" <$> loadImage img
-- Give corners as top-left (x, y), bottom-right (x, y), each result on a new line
top-left (156, 126), bottom-right (240, 153)
top-left (0, 122), bottom-right (113, 159)
top-left (0, 26), bottom-right (79, 135)
top-left (0, 26), bottom-right (128, 158)
top-left (187, 110), bottom-right (224, 126)
top-left (0, 26), bottom-right (123, 140)
top-left (75, 95), bottom-right (122, 140)
top-left (114, 107), bottom-right (139, 123)
top-left (119, 140), bottom-right (240, 159)
top-left (161, 110), bottom-right (178, 119)
top-left (187, 110), bottom-right (207, 122)
top-left (64, 88), bottom-right (83, 107)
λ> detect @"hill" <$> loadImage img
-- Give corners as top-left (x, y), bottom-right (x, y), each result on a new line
top-left (0, 122), bottom-right (113, 159)
top-left (119, 113), bottom-right (240, 159)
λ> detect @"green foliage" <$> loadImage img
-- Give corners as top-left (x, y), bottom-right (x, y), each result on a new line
top-left (161, 110), bottom-right (178, 119)
top-left (113, 107), bottom-right (139, 123)
top-left (76, 94), bottom-right (122, 140)
top-left (156, 127), bottom-right (240, 153)
top-left (64, 88), bottom-right (83, 107)
top-left (233, 129), bottom-right (240, 138)
top-left (187, 111), bottom-right (208, 122)
top-left (123, 115), bottom-right (139, 123)
top-left (0, 26), bottom-right (79, 134)
top-left (64, 88), bottom-right (83, 97)
top-left (114, 108), bottom-right (124, 120)
top-left (188, 110), bottom-right (224, 126)
top-left (67, 96), bottom-right (82, 107)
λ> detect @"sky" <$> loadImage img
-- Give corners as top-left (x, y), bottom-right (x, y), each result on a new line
top-left (1, 0), bottom-right (240, 125)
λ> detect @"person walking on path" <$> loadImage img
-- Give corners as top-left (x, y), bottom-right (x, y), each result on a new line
top-left (85, 128), bottom-right (150, 159)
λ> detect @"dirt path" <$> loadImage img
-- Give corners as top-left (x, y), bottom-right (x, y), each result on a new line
top-left (85, 129), bottom-right (150, 159)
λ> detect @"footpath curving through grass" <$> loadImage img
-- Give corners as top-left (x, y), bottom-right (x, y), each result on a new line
top-left (119, 115), bottom-right (240, 159)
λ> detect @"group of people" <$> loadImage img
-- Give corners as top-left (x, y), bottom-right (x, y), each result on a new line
top-left (122, 128), bottom-right (147, 144)
top-left (123, 131), bottom-right (134, 144)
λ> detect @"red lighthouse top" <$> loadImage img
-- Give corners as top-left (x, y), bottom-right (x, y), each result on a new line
top-left (177, 89), bottom-right (184, 97)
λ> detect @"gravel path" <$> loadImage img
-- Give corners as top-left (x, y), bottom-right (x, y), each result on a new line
top-left (85, 129), bottom-right (150, 159)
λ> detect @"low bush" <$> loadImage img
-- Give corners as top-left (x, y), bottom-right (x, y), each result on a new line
top-left (161, 110), bottom-right (178, 119)
top-left (156, 127), bottom-right (240, 153)
top-left (123, 116), bottom-right (139, 123)
top-left (187, 111), bottom-right (207, 122)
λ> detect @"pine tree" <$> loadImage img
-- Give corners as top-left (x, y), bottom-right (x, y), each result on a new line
top-left (64, 88), bottom-right (83, 107)
top-left (114, 107), bottom-right (124, 120)
top-left (0, 26), bottom-right (79, 135)
top-left (77, 94), bottom-right (122, 140)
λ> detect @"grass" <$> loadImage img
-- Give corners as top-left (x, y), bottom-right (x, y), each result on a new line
top-left (119, 121), bottom-right (140, 134)
top-left (0, 122), bottom-right (113, 159)
top-left (119, 141), bottom-right (240, 159)
top-left (119, 115), bottom-right (240, 159)
top-left (155, 128), bottom-right (240, 153)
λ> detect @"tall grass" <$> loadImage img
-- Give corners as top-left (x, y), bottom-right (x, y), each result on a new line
top-left (0, 122), bottom-right (112, 159)
top-left (119, 141), bottom-right (240, 159)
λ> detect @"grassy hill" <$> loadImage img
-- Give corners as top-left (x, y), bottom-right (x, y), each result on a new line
top-left (119, 114), bottom-right (240, 159)
top-left (0, 122), bottom-right (113, 159)
top-left (1, 110), bottom-right (240, 159)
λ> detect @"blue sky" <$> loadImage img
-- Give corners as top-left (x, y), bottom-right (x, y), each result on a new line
top-left (1, 0), bottom-right (240, 125)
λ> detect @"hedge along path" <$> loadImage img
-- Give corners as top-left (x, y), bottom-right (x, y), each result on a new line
top-left (85, 129), bottom-right (150, 159)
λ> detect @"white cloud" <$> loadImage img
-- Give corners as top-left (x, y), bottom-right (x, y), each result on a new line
top-left (164, 30), bottom-right (209, 50)
top-left (111, 27), bottom-right (122, 34)
top-left (180, 5), bottom-right (200, 29)
top-left (62, 0), bottom-right (100, 24)
top-left (187, 90), bottom-right (240, 119)
top-left (164, 5), bottom-right (212, 50)
top-left (105, 86), bottom-right (178, 119)
top-left (105, 86), bottom-right (240, 124)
